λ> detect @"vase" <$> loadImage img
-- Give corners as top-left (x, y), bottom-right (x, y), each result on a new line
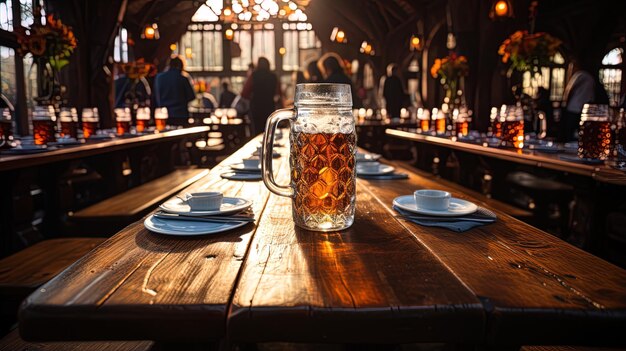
top-left (30, 57), bottom-right (62, 106)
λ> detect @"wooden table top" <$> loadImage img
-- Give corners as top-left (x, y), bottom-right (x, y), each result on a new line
top-left (19, 133), bottom-right (626, 346)
top-left (0, 126), bottom-right (210, 172)
top-left (387, 128), bottom-right (626, 186)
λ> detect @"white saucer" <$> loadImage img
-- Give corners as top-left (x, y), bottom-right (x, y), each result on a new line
top-left (392, 195), bottom-right (478, 216)
top-left (252, 150), bottom-right (281, 158)
top-left (356, 152), bottom-right (381, 162)
top-left (144, 214), bottom-right (247, 236)
top-left (230, 163), bottom-right (262, 172)
top-left (356, 164), bottom-right (395, 176)
top-left (159, 196), bottom-right (252, 216)
top-left (221, 172), bottom-right (262, 181)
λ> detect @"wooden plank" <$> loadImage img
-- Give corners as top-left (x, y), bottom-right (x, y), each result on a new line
top-left (394, 160), bottom-right (532, 218)
top-left (0, 329), bottom-right (154, 351)
top-left (386, 129), bottom-right (626, 186)
top-left (0, 126), bottom-right (210, 172)
top-left (228, 177), bottom-right (485, 343)
top-left (19, 136), bottom-right (280, 342)
top-left (71, 168), bottom-right (209, 220)
top-left (0, 238), bottom-right (105, 297)
top-left (361, 161), bottom-right (626, 346)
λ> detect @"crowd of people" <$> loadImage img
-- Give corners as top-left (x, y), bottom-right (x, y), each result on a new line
top-left (115, 52), bottom-right (409, 135)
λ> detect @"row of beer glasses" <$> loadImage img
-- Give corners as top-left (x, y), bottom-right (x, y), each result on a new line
top-left (416, 107), bottom-right (471, 136)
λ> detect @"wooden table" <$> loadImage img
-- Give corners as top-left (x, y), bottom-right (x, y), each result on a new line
top-left (19, 134), bottom-right (626, 348)
top-left (0, 126), bottom-right (210, 172)
top-left (386, 128), bottom-right (626, 186)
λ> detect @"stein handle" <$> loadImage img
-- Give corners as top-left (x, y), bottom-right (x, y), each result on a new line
top-left (262, 108), bottom-right (296, 197)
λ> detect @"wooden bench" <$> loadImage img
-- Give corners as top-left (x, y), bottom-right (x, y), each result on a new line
top-left (0, 329), bottom-right (154, 351)
top-left (0, 238), bottom-right (105, 297)
top-left (0, 238), bottom-right (105, 331)
top-left (394, 160), bottom-right (533, 219)
top-left (69, 168), bottom-right (209, 233)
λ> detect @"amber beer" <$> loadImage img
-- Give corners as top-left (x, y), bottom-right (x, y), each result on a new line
top-left (33, 119), bottom-right (56, 145)
top-left (455, 121), bottom-right (469, 136)
top-left (579, 120), bottom-right (612, 159)
top-left (155, 107), bottom-right (168, 131)
top-left (290, 131), bottom-right (356, 229)
top-left (435, 118), bottom-right (446, 134)
top-left (0, 119), bottom-right (12, 149)
top-left (502, 120), bottom-right (524, 148)
top-left (419, 119), bottom-right (430, 132)
top-left (490, 119), bottom-right (503, 137)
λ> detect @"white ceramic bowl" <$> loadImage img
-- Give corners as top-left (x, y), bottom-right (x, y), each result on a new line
top-left (186, 192), bottom-right (223, 211)
top-left (414, 189), bottom-right (451, 211)
top-left (358, 162), bottom-right (381, 173)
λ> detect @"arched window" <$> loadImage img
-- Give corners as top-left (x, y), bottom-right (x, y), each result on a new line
top-left (522, 52), bottom-right (566, 100)
top-left (599, 47), bottom-right (623, 107)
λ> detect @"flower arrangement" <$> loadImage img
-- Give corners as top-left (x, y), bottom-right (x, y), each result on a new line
top-left (498, 30), bottom-right (561, 72)
top-left (118, 59), bottom-right (157, 80)
top-left (16, 13), bottom-right (77, 72)
top-left (430, 52), bottom-right (469, 82)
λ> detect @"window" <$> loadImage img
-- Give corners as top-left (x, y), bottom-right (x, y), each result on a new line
top-left (179, 25), bottom-right (223, 72)
top-left (0, 46), bottom-right (16, 105)
top-left (282, 26), bottom-right (320, 71)
top-left (252, 27), bottom-right (275, 69)
top-left (521, 52), bottom-right (566, 101)
top-left (113, 28), bottom-right (129, 63)
top-left (231, 30), bottom-right (251, 71)
top-left (0, 0), bottom-right (13, 31)
top-left (599, 47), bottom-right (623, 107)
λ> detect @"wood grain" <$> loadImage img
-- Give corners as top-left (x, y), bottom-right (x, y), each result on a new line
top-left (19, 136), bottom-right (280, 342)
top-left (228, 172), bottom-right (484, 343)
top-left (0, 329), bottom-right (154, 351)
top-left (71, 168), bottom-right (209, 220)
top-left (363, 159), bottom-right (626, 346)
top-left (0, 238), bottom-right (105, 297)
top-left (0, 127), bottom-right (210, 172)
top-left (386, 129), bottom-right (626, 186)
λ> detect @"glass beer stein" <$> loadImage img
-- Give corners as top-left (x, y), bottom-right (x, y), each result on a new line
top-left (500, 105), bottom-right (525, 149)
top-left (578, 104), bottom-right (611, 159)
top-left (262, 84), bottom-right (356, 232)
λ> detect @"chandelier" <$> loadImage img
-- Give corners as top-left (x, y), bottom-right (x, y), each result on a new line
top-left (220, 0), bottom-right (308, 22)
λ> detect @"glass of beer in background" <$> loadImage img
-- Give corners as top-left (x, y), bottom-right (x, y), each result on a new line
top-left (500, 105), bottom-right (524, 149)
top-left (0, 108), bottom-right (13, 149)
top-left (114, 108), bottom-right (131, 136)
top-left (82, 107), bottom-right (99, 139)
top-left (155, 107), bottom-right (168, 131)
top-left (417, 108), bottom-right (431, 133)
top-left (578, 104), bottom-right (612, 159)
top-left (32, 106), bottom-right (57, 145)
top-left (59, 108), bottom-right (78, 138)
top-left (432, 108), bottom-right (446, 134)
top-left (489, 106), bottom-right (503, 137)
top-left (136, 107), bottom-right (151, 133)
top-left (262, 83), bottom-right (356, 231)
top-left (453, 108), bottom-right (471, 137)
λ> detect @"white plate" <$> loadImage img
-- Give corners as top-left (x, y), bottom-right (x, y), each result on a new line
top-left (221, 172), bottom-right (262, 181)
top-left (159, 196), bottom-right (252, 216)
top-left (230, 163), bottom-right (262, 172)
top-left (356, 164), bottom-right (395, 176)
top-left (144, 214), bottom-right (247, 236)
top-left (393, 195), bottom-right (478, 217)
top-left (356, 152), bottom-right (381, 162)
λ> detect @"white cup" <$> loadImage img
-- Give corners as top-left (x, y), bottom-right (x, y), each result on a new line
top-left (243, 156), bottom-right (260, 168)
top-left (185, 192), bottom-right (223, 211)
top-left (414, 189), bottom-right (451, 211)
top-left (358, 162), bottom-right (381, 173)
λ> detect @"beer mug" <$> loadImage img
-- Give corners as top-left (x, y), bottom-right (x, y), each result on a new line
top-left (579, 104), bottom-right (611, 159)
top-left (32, 106), bottom-right (57, 145)
top-left (262, 84), bottom-right (356, 231)
top-left (500, 105), bottom-right (525, 149)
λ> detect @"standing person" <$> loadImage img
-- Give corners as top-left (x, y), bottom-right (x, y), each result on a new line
top-left (382, 64), bottom-right (404, 118)
top-left (559, 58), bottom-right (595, 141)
top-left (305, 60), bottom-right (323, 83)
top-left (219, 81), bottom-right (237, 108)
top-left (318, 53), bottom-right (362, 108)
top-left (154, 55), bottom-right (195, 123)
top-left (241, 57), bottom-right (281, 135)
